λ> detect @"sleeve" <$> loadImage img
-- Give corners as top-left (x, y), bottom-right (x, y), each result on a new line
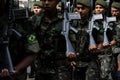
top-left (25, 33), bottom-right (40, 53)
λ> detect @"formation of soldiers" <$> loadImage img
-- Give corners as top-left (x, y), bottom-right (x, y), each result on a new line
top-left (0, 0), bottom-right (120, 80)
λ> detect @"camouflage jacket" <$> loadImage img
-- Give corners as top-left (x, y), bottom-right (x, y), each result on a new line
top-left (112, 20), bottom-right (120, 54)
top-left (27, 12), bottom-right (69, 74)
top-left (70, 20), bottom-right (90, 68)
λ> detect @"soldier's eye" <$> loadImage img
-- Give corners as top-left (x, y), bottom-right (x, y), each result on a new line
top-left (33, 6), bottom-right (40, 9)
top-left (111, 10), bottom-right (119, 13)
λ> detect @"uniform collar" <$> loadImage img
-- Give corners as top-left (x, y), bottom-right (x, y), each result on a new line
top-left (42, 12), bottom-right (63, 24)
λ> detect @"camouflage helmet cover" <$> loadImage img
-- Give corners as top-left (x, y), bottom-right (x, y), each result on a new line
top-left (33, 1), bottom-right (43, 8)
top-left (95, 0), bottom-right (107, 8)
top-left (76, 0), bottom-right (90, 7)
top-left (111, 2), bottom-right (120, 9)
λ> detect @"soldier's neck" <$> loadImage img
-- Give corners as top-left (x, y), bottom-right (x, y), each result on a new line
top-left (44, 10), bottom-right (57, 21)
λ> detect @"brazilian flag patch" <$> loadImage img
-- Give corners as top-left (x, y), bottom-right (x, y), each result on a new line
top-left (27, 33), bottom-right (36, 44)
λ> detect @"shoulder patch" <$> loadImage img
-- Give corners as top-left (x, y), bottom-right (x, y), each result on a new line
top-left (27, 33), bottom-right (36, 44)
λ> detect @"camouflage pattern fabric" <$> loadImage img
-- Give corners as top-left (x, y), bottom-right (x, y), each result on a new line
top-left (90, 21), bottom-right (117, 80)
top-left (29, 13), bottom-right (71, 80)
top-left (70, 20), bottom-right (92, 80)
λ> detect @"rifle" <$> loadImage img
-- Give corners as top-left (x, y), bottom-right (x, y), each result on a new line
top-left (103, 16), bottom-right (116, 45)
top-left (61, 0), bottom-right (81, 56)
top-left (87, 0), bottom-right (103, 49)
top-left (0, 0), bottom-right (22, 79)
top-left (103, 0), bottom-right (116, 45)
top-left (87, 14), bottom-right (103, 48)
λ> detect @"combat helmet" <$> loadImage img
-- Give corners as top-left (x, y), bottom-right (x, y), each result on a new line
top-left (95, 0), bottom-right (107, 8)
top-left (111, 2), bottom-right (120, 9)
top-left (33, 1), bottom-right (43, 8)
top-left (76, 0), bottom-right (90, 7)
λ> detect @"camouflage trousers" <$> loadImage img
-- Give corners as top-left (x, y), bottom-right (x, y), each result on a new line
top-left (35, 66), bottom-right (71, 80)
top-left (86, 54), bottom-right (117, 80)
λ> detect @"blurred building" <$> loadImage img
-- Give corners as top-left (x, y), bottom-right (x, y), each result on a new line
top-left (18, 0), bottom-right (40, 9)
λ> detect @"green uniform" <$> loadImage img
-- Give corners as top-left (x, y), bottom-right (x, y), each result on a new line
top-left (70, 20), bottom-right (90, 80)
top-left (112, 20), bottom-right (120, 80)
top-left (112, 21), bottom-right (120, 54)
top-left (91, 20), bottom-right (117, 80)
top-left (71, 19), bottom-right (103, 80)
top-left (28, 13), bottom-right (71, 80)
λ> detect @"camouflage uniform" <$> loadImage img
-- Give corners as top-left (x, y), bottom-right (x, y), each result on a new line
top-left (28, 2), bottom-right (43, 76)
top-left (70, 19), bottom-right (91, 80)
top-left (85, 0), bottom-right (117, 79)
top-left (111, 2), bottom-right (120, 80)
top-left (91, 18), bottom-right (117, 80)
top-left (28, 12), bottom-right (71, 80)
top-left (112, 20), bottom-right (120, 80)
top-left (70, 0), bottom-right (100, 80)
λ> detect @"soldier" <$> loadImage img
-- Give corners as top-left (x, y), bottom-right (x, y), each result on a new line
top-left (33, 1), bottom-right (44, 15)
top-left (26, 0), bottom-right (72, 80)
top-left (111, 2), bottom-right (120, 80)
top-left (0, 0), bottom-right (35, 80)
top-left (69, 0), bottom-right (91, 80)
top-left (89, 0), bottom-right (116, 79)
top-left (56, 2), bottom-right (62, 12)
top-left (28, 1), bottom-right (44, 78)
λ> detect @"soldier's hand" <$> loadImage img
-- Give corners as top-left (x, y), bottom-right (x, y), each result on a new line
top-left (71, 61), bottom-right (76, 71)
top-left (89, 43), bottom-right (103, 53)
top-left (89, 45), bottom-right (97, 53)
top-left (1, 68), bottom-right (18, 77)
top-left (0, 69), bottom-right (14, 80)
top-left (110, 40), bottom-right (116, 46)
top-left (103, 42), bottom-right (109, 47)
top-left (67, 52), bottom-right (76, 59)
top-left (89, 45), bottom-right (97, 51)
top-left (1, 68), bottom-right (9, 77)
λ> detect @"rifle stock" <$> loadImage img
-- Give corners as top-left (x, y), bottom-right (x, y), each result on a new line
top-left (61, 0), bottom-right (81, 56)
top-left (103, 17), bottom-right (116, 45)
top-left (0, 0), bottom-right (22, 76)
top-left (87, 14), bottom-right (103, 48)
top-left (103, 0), bottom-right (116, 45)
top-left (0, 26), bottom-right (14, 80)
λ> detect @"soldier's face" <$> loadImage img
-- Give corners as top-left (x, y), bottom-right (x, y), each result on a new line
top-left (111, 7), bottom-right (120, 17)
top-left (41, 0), bottom-right (59, 11)
top-left (56, 6), bottom-right (61, 12)
top-left (33, 6), bottom-right (43, 15)
top-left (95, 5), bottom-right (106, 14)
top-left (76, 4), bottom-right (89, 19)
